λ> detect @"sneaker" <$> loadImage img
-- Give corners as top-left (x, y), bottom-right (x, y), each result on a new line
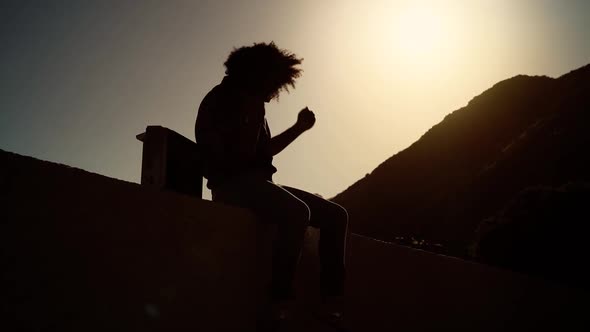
top-left (256, 299), bottom-right (294, 332)
top-left (313, 296), bottom-right (350, 331)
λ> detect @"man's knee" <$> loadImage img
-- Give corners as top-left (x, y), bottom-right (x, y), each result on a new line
top-left (281, 198), bottom-right (310, 228)
top-left (294, 201), bottom-right (311, 227)
top-left (328, 203), bottom-right (349, 232)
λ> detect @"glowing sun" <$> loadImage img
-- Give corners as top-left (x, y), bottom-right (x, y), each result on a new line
top-left (394, 6), bottom-right (448, 61)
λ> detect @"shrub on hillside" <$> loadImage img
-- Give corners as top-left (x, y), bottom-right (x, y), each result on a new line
top-left (474, 182), bottom-right (590, 287)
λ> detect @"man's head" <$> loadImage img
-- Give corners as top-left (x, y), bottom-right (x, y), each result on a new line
top-left (224, 42), bottom-right (303, 102)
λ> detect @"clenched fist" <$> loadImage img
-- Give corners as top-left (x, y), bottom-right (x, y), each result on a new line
top-left (295, 107), bottom-right (316, 132)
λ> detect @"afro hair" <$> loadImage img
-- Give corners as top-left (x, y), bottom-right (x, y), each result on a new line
top-left (224, 42), bottom-right (303, 100)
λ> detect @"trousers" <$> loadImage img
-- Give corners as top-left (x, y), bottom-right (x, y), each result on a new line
top-left (212, 175), bottom-right (348, 301)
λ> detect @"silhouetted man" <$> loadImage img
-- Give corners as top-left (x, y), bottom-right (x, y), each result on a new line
top-left (195, 42), bottom-right (348, 329)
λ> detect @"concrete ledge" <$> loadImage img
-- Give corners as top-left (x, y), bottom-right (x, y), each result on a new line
top-left (2, 149), bottom-right (271, 331)
top-left (2, 149), bottom-right (586, 331)
top-left (341, 234), bottom-right (585, 331)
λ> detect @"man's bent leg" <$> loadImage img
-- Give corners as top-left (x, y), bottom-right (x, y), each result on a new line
top-left (280, 186), bottom-right (349, 297)
top-left (212, 177), bottom-right (310, 301)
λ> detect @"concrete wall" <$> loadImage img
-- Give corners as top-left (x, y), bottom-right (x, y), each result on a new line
top-left (2, 149), bottom-right (272, 331)
top-left (1, 149), bottom-right (585, 331)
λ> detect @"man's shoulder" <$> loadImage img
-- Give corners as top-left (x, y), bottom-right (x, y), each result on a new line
top-left (200, 79), bottom-right (245, 112)
top-left (200, 83), bottom-right (224, 107)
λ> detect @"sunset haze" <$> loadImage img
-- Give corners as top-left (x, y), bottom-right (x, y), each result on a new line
top-left (2, 0), bottom-right (589, 198)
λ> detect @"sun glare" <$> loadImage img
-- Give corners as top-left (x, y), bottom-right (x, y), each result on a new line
top-left (394, 6), bottom-right (448, 63)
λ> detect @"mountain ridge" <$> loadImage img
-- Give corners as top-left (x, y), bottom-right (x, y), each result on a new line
top-left (333, 63), bottom-right (590, 255)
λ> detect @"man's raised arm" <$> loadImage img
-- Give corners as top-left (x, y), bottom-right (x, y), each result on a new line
top-left (270, 107), bottom-right (316, 156)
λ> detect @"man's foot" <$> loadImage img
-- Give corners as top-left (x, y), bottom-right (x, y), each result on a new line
top-left (313, 296), bottom-right (350, 331)
top-left (256, 299), bottom-right (294, 332)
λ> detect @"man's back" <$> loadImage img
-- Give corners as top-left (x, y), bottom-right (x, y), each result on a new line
top-left (195, 76), bottom-right (275, 190)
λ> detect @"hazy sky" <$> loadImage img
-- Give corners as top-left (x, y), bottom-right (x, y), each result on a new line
top-left (2, 0), bottom-right (589, 199)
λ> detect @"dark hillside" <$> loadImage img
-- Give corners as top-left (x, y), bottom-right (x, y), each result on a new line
top-left (334, 64), bottom-right (590, 258)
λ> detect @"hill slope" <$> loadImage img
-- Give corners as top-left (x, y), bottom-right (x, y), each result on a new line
top-left (333, 64), bottom-right (590, 254)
